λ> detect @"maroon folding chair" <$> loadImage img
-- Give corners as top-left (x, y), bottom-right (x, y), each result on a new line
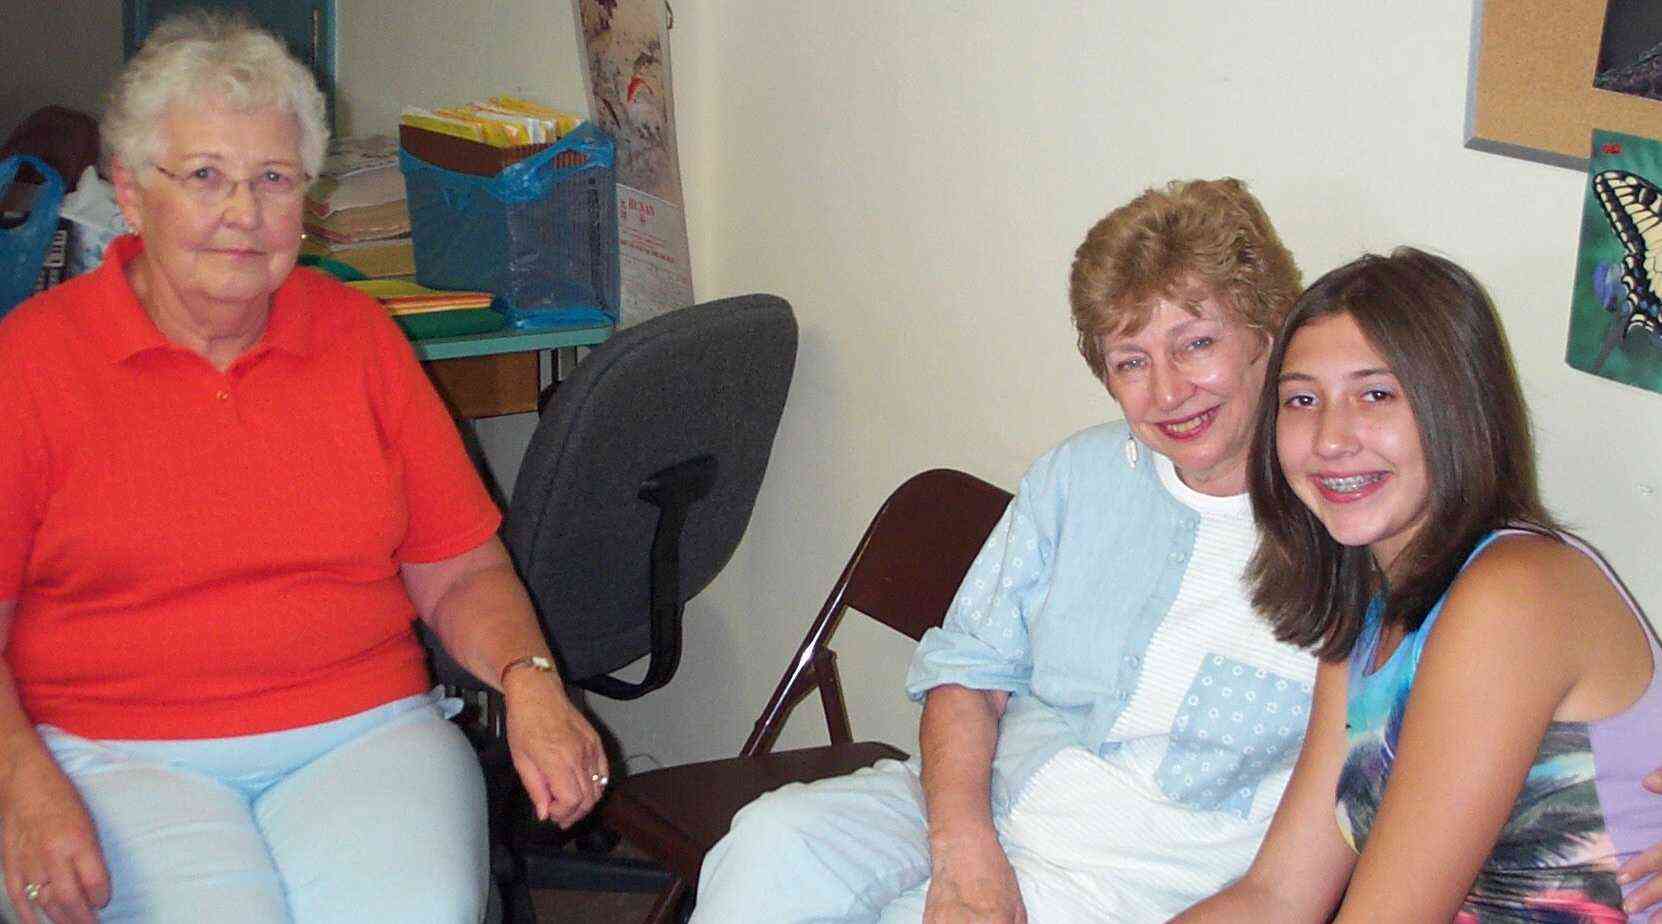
top-left (601, 468), bottom-right (1013, 923)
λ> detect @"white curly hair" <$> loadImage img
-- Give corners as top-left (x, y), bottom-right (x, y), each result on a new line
top-left (102, 9), bottom-right (329, 178)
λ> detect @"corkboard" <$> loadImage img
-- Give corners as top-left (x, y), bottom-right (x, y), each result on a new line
top-left (1465, 0), bottom-right (1662, 171)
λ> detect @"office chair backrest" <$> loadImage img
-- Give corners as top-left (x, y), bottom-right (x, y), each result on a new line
top-left (506, 294), bottom-right (797, 695)
top-left (742, 468), bottom-right (1011, 755)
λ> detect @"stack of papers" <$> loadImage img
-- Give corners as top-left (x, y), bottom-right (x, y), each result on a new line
top-left (346, 279), bottom-right (504, 340)
top-left (304, 199), bottom-right (409, 244)
top-left (302, 135), bottom-right (413, 277)
top-left (348, 279), bottom-right (493, 314)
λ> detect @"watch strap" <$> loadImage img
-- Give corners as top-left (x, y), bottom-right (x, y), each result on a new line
top-left (499, 654), bottom-right (555, 688)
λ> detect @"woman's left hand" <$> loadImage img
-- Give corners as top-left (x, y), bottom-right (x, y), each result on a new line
top-left (1617, 769), bottom-right (1662, 914)
top-left (501, 669), bottom-right (608, 829)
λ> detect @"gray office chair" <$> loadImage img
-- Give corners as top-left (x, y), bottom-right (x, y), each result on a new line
top-left (433, 293), bottom-right (798, 923)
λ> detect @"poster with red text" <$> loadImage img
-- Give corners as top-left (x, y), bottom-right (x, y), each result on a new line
top-left (573, 0), bottom-right (694, 327)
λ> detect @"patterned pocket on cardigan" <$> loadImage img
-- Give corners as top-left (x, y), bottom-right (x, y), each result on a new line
top-left (1156, 653), bottom-right (1313, 818)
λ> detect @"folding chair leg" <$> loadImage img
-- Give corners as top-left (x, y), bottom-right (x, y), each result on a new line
top-left (642, 877), bottom-right (689, 924)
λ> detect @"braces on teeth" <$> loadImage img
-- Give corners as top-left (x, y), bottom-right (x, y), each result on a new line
top-left (1321, 474), bottom-right (1380, 492)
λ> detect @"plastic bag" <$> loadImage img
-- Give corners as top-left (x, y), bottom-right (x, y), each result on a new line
top-left (59, 165), bottom-right (129, 277)
top-left (400, 123), bottom-right (618, 330)
top-left (0, 155), bottom-right (66, 319)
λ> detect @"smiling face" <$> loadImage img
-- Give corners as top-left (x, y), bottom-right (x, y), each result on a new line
top-left (1274, 311), bottom-right (1431, 575)
top-left (112, 101), bottom-right (305, 340)
top-left (1101, 287), bottom-right (1270, 496)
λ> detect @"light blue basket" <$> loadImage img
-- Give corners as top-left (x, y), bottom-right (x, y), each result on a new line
top-left (399, 124), bottom-right (618, 330)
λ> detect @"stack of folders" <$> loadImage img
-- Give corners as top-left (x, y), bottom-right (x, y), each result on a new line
top-left (302, 135), bottom-right (414, 278)
top-left (399, 96), bottom-right (582, 148)
top-left (346, 279), bottom-right (504, 340)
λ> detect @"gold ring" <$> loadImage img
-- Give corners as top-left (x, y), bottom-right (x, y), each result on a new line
top-left (590, 772), bottom-right (602, 782)
top-left (23, 881), bottom-right (45, 903)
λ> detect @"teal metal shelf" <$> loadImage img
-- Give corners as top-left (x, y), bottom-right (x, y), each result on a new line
top-left (412, 321), bottom-right (613, 361)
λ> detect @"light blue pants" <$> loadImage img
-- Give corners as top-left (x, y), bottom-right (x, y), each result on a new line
top-left (692, 758), bottom-right (936, 924)
top-left (1, 692), bottom-right (488, 924)
top-left (695, 751), bottom-right (1263, 923)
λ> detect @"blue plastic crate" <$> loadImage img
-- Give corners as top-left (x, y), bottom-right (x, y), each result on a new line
top-left (399, 124), bottom-right (618, 330)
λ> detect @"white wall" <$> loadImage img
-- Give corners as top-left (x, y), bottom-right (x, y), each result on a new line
top-left (8, 1), bottom-right (1655, 772)
top-left (576, 0), bottom-right (1662, 771)
top-left (341, 1), bottom-right (1662, 771)
top-left (334, 0), bottom-right (603, 496)
top-left (0, 0), bottom-right (122, 135)
top-left (0, 1), bottom-right (585, 149)
top-left (8, 0), bottom-right (1653, 776)
top-left (335, 0), bottom-right (591, 138)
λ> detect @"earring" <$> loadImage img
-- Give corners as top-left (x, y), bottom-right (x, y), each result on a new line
top-left (1123, 437), bottom-right (1139, 469)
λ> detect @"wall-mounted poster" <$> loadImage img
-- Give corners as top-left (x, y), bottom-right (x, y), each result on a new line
top-left (572, 0), bottom-right (695, 329)
top-left (1568, 128), bottom-right (1662, 394)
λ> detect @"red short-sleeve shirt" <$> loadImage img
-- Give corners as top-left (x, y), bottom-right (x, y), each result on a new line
top-left (0, 236), bottom-right (502, 738)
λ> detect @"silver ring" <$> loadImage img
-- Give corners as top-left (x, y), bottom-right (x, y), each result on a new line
top-left (23, 881), bottom-right (45, 903)
top-left (599, 775), bottom-right (610, 786)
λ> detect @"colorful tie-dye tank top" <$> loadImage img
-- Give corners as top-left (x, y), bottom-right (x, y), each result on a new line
top-left (1335, 529), bottom-right (1662, 923)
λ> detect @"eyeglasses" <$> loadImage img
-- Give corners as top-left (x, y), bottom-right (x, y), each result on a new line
top-left (151, 163), bottom-right (310, 204)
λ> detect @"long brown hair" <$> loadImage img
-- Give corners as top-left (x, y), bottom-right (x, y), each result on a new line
top-left (1247, 247), bottom-right (1555, 661)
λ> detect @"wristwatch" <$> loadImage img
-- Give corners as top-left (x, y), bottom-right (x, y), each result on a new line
top-left (500, 654), bottom-right (556, 688)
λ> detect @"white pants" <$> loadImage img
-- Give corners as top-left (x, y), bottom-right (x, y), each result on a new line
top-left (693, 749), bottom-right (1267, 923)
top-left (1, 692), bottom-right (488, 923)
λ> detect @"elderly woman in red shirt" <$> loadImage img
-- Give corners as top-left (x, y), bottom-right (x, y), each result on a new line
top-left (0, 13), bottom-right (602, 924)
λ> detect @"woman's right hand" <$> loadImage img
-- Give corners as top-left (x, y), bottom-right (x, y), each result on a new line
top-left (922, 834), bottom-right (1027, 924)
top-left (918, 685), bottom-right (1024, 923)
top-left (0, 737), bottom-right (110, 924)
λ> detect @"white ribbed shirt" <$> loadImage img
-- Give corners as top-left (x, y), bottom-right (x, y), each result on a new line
top-left (993, 451), bottom-right (1317, 921)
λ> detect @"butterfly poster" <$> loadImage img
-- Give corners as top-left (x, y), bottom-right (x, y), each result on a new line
top-left (1569, 129), bottom-right (1662, 395)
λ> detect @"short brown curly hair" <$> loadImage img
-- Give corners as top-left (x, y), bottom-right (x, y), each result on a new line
top-left (1069, 178), bottom-right (1302, 382)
